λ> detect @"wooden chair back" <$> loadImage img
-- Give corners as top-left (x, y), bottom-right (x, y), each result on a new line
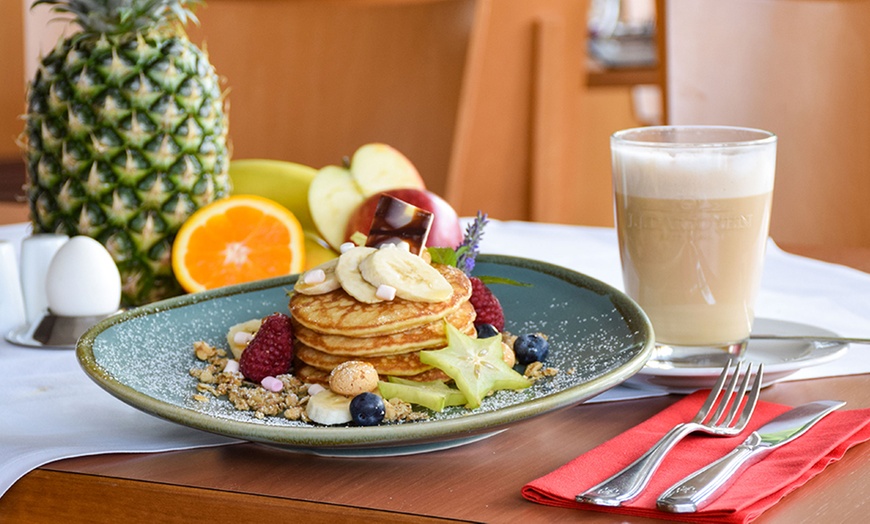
top-left (666, 0), bottom-right (870, 249)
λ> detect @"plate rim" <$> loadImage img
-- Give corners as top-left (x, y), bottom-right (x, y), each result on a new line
top-left (76, 254), bottom-right (654, 451)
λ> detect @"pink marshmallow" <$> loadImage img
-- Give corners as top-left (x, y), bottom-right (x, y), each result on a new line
top-left (261, 376), bottom-right (284, 392)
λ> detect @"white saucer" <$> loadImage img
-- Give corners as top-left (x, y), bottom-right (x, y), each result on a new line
top-left (6, 321), bottom-right (74, 349)
top-left (625, 318), bottom-right (849, 392)
top-left (5, 312), bottom-right (117, 349)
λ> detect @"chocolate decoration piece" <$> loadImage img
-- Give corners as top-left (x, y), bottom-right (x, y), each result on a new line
top-left (365, 195), bottom-right (433, 254)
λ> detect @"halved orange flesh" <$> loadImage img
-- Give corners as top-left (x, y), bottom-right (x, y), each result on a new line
top-left (172, 195), bottom-right (305, 293)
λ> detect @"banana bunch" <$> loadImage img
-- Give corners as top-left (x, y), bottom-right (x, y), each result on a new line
top-left (295, 245), bottom-right (452, 303)
top-left (229, 159), bottom-right (317, 230)
top-left (229, 159), bottom-right (337, 269)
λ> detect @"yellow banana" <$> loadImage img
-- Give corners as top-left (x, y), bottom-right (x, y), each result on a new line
top-left (303, 231), bottom-right (338, 271)
top-left (229, 159), bottom-right (318, 232)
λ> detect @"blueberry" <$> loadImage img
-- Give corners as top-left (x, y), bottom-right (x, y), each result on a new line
top-left (513, 333), bottom-right (549, 364)
top-left (349, 392), bottom-right (385, 426)
top-left (475, 323), bottom-right (500, 339)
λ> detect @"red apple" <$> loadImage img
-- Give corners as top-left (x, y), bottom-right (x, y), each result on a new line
top-left (309, 143), bottom-right (427, 250)
top-left (345, 189), bottom-right (463, 249)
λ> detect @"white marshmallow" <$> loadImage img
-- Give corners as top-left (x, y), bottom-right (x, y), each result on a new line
top-left (303, 269), bottom-right (326, 284)
top-left (376, 284), bottom-right (397, 301)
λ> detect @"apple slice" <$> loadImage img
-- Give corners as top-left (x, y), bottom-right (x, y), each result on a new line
top-left (308, 165), bottom-right (366, 250)
top-left (350, 143), bottom-right (426, 197)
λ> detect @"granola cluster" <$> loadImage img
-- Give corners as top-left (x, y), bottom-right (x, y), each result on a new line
top-left (523, 361), bottom-right (560, 380)
top-left (190, 341), bottom-right (309, 420)
top-left (189, 340), bottom-right (427, 423)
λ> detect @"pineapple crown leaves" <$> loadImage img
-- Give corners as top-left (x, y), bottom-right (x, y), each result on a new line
top-left (33, 0), bottom-right (202, 35)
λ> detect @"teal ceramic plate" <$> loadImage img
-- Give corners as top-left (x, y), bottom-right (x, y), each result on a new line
top-left (77, 255), bottom-right (653, 456)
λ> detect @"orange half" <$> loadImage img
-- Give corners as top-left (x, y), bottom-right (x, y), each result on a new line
top-left (172, 195), bottom-right (305, 293)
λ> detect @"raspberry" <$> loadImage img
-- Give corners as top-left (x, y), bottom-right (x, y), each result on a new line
top-left (238, 312), bottom-right (294, 382)
top-left (468, 277), bottom-right (504, 331)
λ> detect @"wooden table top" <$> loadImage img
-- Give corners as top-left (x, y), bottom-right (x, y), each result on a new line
top-left (1, 238), bottom-right (868, 523)
top-left (6, 377), bottom-right (870, 523)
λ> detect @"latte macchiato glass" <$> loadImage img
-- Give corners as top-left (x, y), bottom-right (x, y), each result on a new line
top-left (612, 126), bottom-right (777, 367)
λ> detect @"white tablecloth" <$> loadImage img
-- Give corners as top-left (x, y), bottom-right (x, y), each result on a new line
top-left (2, 220), bottom-right (869, 498)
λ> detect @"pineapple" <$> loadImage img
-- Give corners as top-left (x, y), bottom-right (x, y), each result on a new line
top-left (21, 0), bottom-right (230, 306)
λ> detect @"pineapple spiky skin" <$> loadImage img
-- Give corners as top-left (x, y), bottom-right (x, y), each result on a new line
top-left (22, 1), bottom-right (229, 306)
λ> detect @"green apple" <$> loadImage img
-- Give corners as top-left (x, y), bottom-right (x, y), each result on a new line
top-left (308, 165), bottom-right (366, 250)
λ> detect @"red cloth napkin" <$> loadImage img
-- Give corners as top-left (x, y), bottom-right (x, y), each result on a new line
top-left (522, 391), bottom-right (870, 523)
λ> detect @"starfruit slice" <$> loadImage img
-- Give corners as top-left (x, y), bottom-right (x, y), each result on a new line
top-left (378, 377), bottom-right (467, 412)
top-left (419, 323), bottom-right (532, 409)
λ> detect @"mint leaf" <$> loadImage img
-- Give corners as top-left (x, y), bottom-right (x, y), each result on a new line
top-left (427, 247), bottom-right (459, 267)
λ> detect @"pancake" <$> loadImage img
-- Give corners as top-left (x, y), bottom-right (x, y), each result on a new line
top-left (292, 301), bottom-right (477, 357)
top-left (294, 361), bottom-right (450, 385)
top-left (295, 343), bottom-right (433, 376)
top-left (289, 264), bottom-right (472, 337)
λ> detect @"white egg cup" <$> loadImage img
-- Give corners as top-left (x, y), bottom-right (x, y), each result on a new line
top-left (5, 235), bottom-right (123, 350)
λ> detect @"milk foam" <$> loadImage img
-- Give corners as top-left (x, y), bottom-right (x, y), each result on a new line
top-left (613, 144), bottom-right (776, 199)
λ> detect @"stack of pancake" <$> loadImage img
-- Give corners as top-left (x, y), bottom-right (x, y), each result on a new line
top-left (289, 264), bottom-right (475, 384)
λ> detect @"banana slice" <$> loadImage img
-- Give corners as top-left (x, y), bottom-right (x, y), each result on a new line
top-left (294, 259), bottom-right (341, 295)
top-left (359, 245), bottom-right (453, 303)
top-left (306, 389), bottom-right (353, 425)
top-left (335, 246), bottom-right (383, 304)
top-left (226, 318), bottom-right (263, 360)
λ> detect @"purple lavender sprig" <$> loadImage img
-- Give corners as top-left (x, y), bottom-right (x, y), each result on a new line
top-left (455, 211), bottom-right (488, 276)
top-left (426, 212), bottom-right (487, 273)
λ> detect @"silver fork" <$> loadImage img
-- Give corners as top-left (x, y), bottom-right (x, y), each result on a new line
top-left (576, 361), bottom-right (763, 507)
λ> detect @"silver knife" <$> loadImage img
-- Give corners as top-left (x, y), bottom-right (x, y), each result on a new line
top-left (656, 399), bottom-right (846, 513)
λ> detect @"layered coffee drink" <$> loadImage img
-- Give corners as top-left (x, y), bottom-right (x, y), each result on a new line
top-left (612, 126), bottom-right (776, 365)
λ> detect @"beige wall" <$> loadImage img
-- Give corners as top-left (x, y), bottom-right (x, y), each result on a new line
top-left (1, 0), bottom-right (70, 161)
